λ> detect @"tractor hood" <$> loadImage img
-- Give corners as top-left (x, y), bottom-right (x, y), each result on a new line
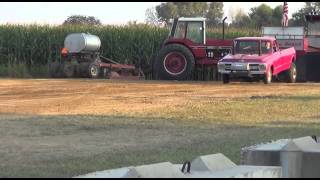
top-left (220, 54), bottom-right (270, 63)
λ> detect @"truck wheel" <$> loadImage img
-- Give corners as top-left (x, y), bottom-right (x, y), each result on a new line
top-left (154, 44), bottom-right (195, 80)
top-left (284, 63), bottom-right (297, 83)
top-left (88, 63), bottom-right (100, 78)
top-left (263, 68), bottom-right (272, 84)
top-left (222, 74), bottom-right (230, 84)
top-left (62, 61), bottom-right (75, 78)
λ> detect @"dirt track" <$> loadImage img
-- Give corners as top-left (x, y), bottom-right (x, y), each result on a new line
top-left (0, 78), bottom-right (319, 116)
top-left (1, 79), bottom-right (320, 177)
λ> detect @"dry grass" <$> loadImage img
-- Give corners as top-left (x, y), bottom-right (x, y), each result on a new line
top-left (0, 79), bottom-right (320, 177)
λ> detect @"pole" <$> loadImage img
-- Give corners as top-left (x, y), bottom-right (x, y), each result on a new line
top-left (222, 17), bottom-right (227, 40)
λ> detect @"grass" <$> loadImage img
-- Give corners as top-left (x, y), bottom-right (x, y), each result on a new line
top-left (0, 114), bottom-right (318, 178)
top-left (0, 64), bottom-right (48, 78)
top-left (0, 79), bottom-right (319, 177)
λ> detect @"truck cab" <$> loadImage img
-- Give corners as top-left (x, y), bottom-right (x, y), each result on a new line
top-left (218, 37), bottom-right (296, 84)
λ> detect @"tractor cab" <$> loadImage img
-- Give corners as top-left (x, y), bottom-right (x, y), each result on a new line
top-left (153, 17), bottom-right (233, 81)
top-left (169, 17), bottom-right (206, 45)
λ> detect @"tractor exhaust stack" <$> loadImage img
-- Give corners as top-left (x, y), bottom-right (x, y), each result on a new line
top-left (222, 17), bottom-right (227, 40)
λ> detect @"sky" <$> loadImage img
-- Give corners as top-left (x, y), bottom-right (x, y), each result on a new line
top-left (0, 2), bottom-right (306, 25)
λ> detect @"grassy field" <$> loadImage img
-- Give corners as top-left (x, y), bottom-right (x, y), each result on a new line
top-left (0, 79), bottom-right (320, 177)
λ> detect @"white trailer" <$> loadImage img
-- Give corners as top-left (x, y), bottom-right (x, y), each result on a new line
top-left (261, 26), bottom-right (306, 51)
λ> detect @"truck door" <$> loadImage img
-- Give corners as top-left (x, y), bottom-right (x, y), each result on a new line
top-left (271, 41), bottom-right (282, 74)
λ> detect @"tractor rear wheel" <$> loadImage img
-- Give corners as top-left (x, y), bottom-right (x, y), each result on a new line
top-left (154, 44), bottom-right (195, 80)
top-left (284, 63), bottom-right (297, 83)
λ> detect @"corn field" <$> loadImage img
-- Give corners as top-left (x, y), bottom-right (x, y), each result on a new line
top-left (0, 24), bottom-right (259, 78)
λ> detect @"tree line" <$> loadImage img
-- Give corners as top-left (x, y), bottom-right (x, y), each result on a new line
top-left (145, 2), bottom-right (320, 28)
top-left (61, 2), bottom-right (320, 28)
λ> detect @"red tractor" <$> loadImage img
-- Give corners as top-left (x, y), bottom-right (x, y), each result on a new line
top-left (153, 17), bottom-right (233, 81)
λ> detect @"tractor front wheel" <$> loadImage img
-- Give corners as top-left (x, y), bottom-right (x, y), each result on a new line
top-left (154, 44), bottom-right (195, 80)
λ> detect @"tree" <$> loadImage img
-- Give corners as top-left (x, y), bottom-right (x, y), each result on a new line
top-left (271, 5), bottom-right (283, 26)
top-left (206, 2), bottom-right (224, 26)
top-left (155, 2), bottom-right (178, 24)
top-left (154, 2), bottom-right (223, 26)
top-left (230, 8), bottom-right (252, 27)
top-left (145, 7), bottom-right (161, 26)
top-left (249, 4), bottom-right (273, 28)
top-left (63, 15), bottom-right (101, 26)
top-left (172, 2), bottom-right (208, 17)
top-left (290, 2), bottom-right (320, 26)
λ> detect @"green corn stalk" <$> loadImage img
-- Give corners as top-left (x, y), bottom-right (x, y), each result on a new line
top-left (0, 24), bottom-right (259, 78)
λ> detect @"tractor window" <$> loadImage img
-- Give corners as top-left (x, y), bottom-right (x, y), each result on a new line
top-left (174, 22), bottom-right (187, 39)
top-left (186, 22), bottom-right (204, 44)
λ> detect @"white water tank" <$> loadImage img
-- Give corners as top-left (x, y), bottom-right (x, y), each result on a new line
top-left (64, 33), bottom-right (101, 53)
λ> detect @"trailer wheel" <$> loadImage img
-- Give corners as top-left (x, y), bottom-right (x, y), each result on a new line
top-left (88, 63), bottom-right (100, 78)
top-left (48, 61), bottom-right (61, 78)
top-left (263, 68), bottom-right (272, 84)
top-left (284, 63), bottom-right (297, 83)
top-left (77, 62), bottom-right (90, 78)
top-left (222, 74), bottom-right (230, 84)
top-left (154, 44), bottom-right (195, 80)
top-left (62, 61), bottom-right (75, 78)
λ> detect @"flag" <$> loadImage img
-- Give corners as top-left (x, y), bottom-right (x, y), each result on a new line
top-left (282, 2), bottom-right (289, 27)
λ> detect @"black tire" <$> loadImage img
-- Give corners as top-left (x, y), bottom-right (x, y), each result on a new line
top-left (48, 61), bottom-right (60, 78)
top-left (284, 63), bottom-right (297, 83)
top-left (154, 44), bottom-right (195, 80)
top-left (88, 63), bottom-right (100, 78)
top-left (222, 74), bottom-right (230, 84)
top-left (263, 67), bottom-right (272, 84)
top-left (77, 62), bottom-right (90, 78)
top-left (295, 57), bottom-right (307, 82)
top-left (62, 61), bottom-right (75, 78)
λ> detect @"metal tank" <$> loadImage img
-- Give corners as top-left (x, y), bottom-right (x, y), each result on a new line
top-left (64, 33), bottom-right (101, 53)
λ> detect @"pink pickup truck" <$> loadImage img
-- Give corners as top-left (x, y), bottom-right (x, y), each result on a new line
top-left (218, 37), bottom-right (296, 84)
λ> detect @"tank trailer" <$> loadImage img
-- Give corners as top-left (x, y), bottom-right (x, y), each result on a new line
top-left (49, 33), bottom-right (144, 80)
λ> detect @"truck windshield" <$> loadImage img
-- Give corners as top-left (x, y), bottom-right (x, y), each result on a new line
top-left (234, 40), bottom-right (272, 55)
